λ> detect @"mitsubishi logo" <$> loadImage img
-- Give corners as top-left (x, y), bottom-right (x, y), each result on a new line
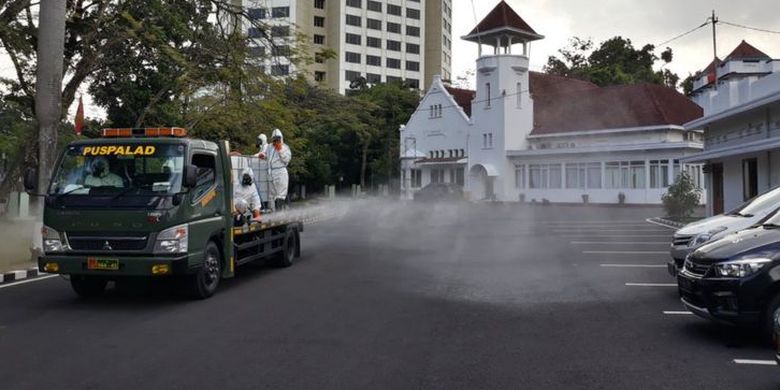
top-left (102, 241), bottom-right (113, 251)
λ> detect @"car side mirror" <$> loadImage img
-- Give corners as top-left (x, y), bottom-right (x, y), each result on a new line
top-left (183, 164), bottom-right (198, 188)
top-left (23, 168), bottom-right (37, 192)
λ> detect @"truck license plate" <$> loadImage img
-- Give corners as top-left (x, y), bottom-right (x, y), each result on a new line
top-left (87, 257), bottom-right (119, 271)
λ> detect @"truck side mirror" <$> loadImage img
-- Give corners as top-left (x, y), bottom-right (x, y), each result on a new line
top-left (23, 168), bottom-right (36, 192)
top-left (183, 164), bottom-right (198, 188)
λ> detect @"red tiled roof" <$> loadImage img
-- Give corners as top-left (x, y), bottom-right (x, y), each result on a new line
top-left (445, 86), bottom-right (476, 117)
top-left (531, 83), bottom-right (703, 135)
top-left (724, 40), bottom-right (770, 62)
top-left (468, 0), bottom-right (538, 36)
top-left (699, 57), bottom-right (721, 76)
top-left (529, 72), bottom-right (599, 96)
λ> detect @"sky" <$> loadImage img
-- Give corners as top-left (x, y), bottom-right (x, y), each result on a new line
top-left (451, 0), bottom-right (780, 87)
top-left (3, 0), bottom-right (780, 121)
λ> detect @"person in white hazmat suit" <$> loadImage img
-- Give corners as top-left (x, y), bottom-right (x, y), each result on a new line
top-left (253, 133), bottom-right (271, 211)
top-left (263, 129), bottom-right (291, 211)
top-left (234, 167), bottom-right (262, 222)
top-left (254, 134), bottom-right (269, 158)
top-left (84, 157), bottom-right (124, 188)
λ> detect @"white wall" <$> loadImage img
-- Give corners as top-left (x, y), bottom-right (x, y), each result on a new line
top-left (400, 75), bottom-right (471, 198)
top-left (510, 149), bottom-right (706, 205)
top-left (467, 53), bottom-right (532, 201)
top-left (692, 60), bottom-right (780, 117)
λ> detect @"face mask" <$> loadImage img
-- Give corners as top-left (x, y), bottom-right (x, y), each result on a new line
top-left (93, 162), bottom-right (106, 177)
top-left (242, 173), bottom-right (253, 186)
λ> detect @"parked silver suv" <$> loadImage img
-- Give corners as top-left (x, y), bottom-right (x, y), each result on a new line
top-left (668, 186), bottom-right (780, 276)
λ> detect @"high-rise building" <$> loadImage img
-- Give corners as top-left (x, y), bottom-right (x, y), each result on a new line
top-left (242, 0), bottom-right (451, 93)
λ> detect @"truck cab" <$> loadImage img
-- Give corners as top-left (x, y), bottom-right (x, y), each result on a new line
top-left (31, 127), bottom-right (301, 299)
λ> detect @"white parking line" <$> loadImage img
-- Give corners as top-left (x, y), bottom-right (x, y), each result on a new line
top-left (545, 221), bottom-right (649, 224)
top-left (663, 311), bottom-right (694, 315)
top-left (573, 241), bottom-right (668, 245)
top-left (550, 226), bottom-right (672, 233)
top-left (584, 250), bottom-right (668, 255)
top-left (559, 235), bottom-right (672, 238)
top-left (644, 219), bottom-right (678, 230)
top-left (0, 275), bottom-right (58, 290)
top-left (600, 264), bottom-right (666, 268)
top-left (733, 359), bottom-right (777, 366)
top-left (625, 283), bottom-right (677, 287)
top-left (548, 224), bottom-right (661, 228)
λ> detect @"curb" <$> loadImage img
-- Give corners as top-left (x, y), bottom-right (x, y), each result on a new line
top-left (0, 267), bottom-right (43, 285)
top-left (647, 217), bottom-right (685, 229)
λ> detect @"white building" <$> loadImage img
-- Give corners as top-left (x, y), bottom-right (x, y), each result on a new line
top-left (241, 0), bottom-right (452, 92)
top-left (682, 41), bottom-right (780, 215)
top-left (401, 0), bottom-right (706, 204)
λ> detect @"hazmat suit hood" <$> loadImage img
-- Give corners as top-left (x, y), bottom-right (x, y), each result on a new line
top-left (241, 166), bottom-right (254, 186)
top-left (91, 157), bottom-right (109, 178)
top-left (257, 134), bottom-right (268, 147)
top-left (272, 128), bottom-right (283, 143)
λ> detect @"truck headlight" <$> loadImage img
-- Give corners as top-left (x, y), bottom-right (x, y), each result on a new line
top-left (690, 226), bottom-right (727, 247)
top-left (154, 224), bottom-right (189, 254)
top-left (42, 225), bottom-right (69, 252)
top-left (714, 258), bottom-right (772, 278)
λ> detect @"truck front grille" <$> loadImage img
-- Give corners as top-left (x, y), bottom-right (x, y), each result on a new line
top-left (673, 235), bottom-right (693, 247)
top-left (68, 234), bottom-right (148, 251)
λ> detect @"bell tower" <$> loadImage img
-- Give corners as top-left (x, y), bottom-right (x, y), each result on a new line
top-left (463, 0), bottom-right (543, 153)
top-left (462, 1), bottom-right (543, 201)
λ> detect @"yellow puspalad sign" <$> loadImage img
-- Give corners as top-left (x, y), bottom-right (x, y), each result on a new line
top-left (82, 145), bottom-right (156, 156)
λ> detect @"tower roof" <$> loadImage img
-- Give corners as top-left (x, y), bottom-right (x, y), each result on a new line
top-left (462, 1), bottom-right (543, 45)
top-left (723, 40), bottom-right (771, 62)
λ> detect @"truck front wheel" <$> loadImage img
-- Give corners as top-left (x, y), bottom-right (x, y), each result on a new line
top-left (188, 242), bottom-right (222, 299)
top-left (70, 275), bottom-right (108, 298)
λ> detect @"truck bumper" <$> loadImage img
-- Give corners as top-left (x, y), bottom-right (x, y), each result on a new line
top-left (38, 254), bottom-right (193, 277)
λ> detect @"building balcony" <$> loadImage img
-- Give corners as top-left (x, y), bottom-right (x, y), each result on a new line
top-left (477, 54), bottom-right (529, 74)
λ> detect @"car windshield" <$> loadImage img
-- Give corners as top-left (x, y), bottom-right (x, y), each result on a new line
top-left (49, 143), bottom-right (185, 198)
top-left (727, 186), bottom-right (780, 217)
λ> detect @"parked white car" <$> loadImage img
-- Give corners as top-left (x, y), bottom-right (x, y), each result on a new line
top-left (668, 186), bottom-right (780, 276)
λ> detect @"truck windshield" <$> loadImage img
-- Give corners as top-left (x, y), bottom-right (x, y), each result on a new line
top-left (49, 143), bottom-right (185, 199)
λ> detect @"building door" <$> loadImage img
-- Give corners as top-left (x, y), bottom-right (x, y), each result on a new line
top-left (711, 163), bottom-right (724, 215)
top-left (742, 158), bottom-right (758, 201)
top-left (468, 165), bottom-right (494, 200)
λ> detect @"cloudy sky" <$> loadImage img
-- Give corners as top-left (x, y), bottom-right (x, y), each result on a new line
top-left (452, 0), bottom-right (780, 86)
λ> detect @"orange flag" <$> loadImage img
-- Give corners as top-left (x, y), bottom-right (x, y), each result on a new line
top-left (74, 96), bottom-right (84, 135)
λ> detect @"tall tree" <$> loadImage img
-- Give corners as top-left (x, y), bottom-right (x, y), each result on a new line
top-left (544, 36), bottom-right (680, 89)
top-left (0, 0), bottom-right (287, 201)
top-left (32, 0), bottom-right (66, 215)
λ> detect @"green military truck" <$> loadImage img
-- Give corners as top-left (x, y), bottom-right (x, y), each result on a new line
top-left (25, 127), bottom-right (302, 299)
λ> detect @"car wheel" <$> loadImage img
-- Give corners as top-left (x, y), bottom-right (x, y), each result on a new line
top-left (765, 294), bottom-right (780, 343)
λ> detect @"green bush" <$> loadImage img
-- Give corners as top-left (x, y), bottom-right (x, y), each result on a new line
top-left (662, 172), bottom-right (701, 219)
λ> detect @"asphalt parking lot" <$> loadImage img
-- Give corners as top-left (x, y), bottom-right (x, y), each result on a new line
top-left (0, 201), bottom-right (777, 389)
